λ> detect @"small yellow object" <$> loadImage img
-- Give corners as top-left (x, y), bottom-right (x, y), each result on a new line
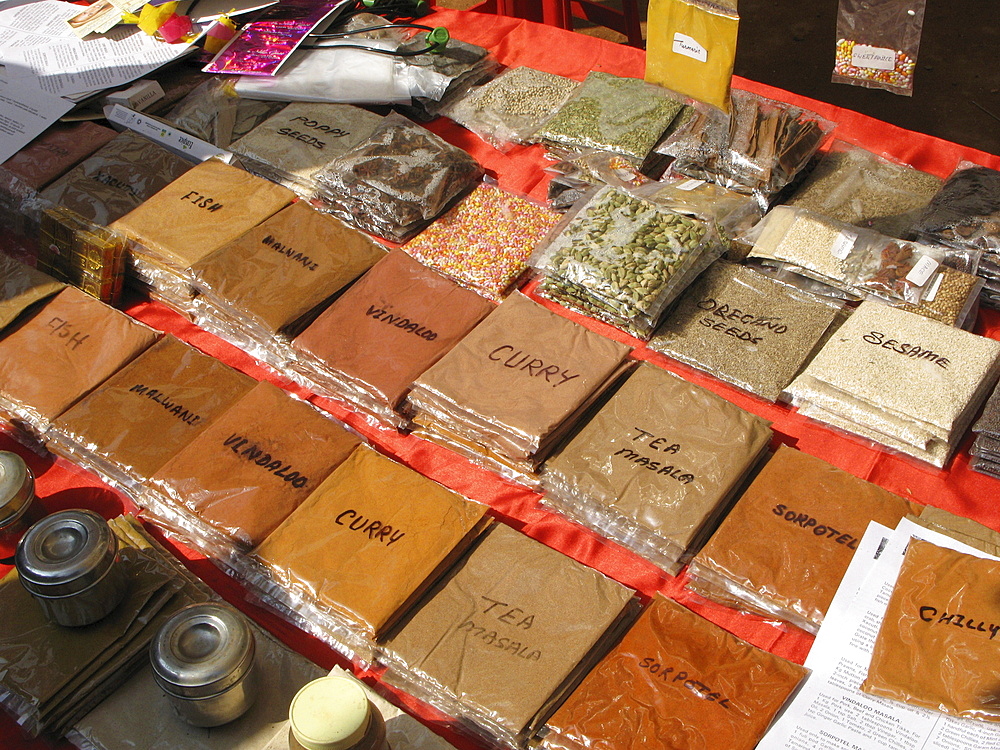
top-left (131, 1), bottom-right (179, 35)
top-left (645, 0), bottom-right (739, 112)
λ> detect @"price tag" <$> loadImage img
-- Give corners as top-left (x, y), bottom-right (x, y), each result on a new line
top-left (830, 231), bottom-right (857, 260)
top-left (675, 179), bottom-right (705, 192)
top-left (906, 255), bottom-right (940, 287)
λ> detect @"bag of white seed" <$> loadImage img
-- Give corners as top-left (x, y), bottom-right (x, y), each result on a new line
top-left (531, 185), bottom-right (722, 339)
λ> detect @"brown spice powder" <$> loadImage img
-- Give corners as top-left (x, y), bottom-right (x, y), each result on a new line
top-left (39, 131), bottom-right (193, 227)
top-left (862, 539), bottom-right (1000, 721)
top-left (545, 596), bottom-right (806, 750)
top-left (381, 523), bottom-right (635, 742)
top-left (255, 445), bottom-right (489, 638)
top-left (543, 363), bottom-right (772, 572)
top-left (2, 122), bottom-right (117, 191)
top-left (110, 158), bottom-right (294, 272)
top-left (0, 286), bottom-right (157, 424)
top-left (0, 255), bottom-right (65, 332)
top-left (191, 201), bottom-right (384, 336)
top-left (51, 335), bottom-right (255, 485)
top-left (148, 381), bottom-right (360, 550)
top-left (691, 444), bottom-right (918, 630)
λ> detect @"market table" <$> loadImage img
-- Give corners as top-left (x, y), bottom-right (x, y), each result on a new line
top-left (3, 8), bottom-right (1000, 750)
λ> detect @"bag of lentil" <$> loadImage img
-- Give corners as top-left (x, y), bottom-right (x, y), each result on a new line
top-left (532, 185), bottom-right (721, 339)
top-left (832, 0), bottom-right (926, 97)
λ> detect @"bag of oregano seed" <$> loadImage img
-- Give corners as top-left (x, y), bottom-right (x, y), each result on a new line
top-left (531, 185), bottom-right (722, 339)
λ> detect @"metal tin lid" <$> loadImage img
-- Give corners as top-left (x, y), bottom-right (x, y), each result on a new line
top-left (15, 509), bottom-right (117, 598)
top-left (150, 602), bottom-right (256, 700)
top-left (0, 451), bottom-right (34, 529)
top-left (289, 675), bottom-right (372, 750)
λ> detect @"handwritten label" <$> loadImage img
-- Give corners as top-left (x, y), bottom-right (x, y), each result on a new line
top-left (613, 448), bottom-right (695, 483)
top-left (696, 296), bottom-right (789, 346)
top-left (128, 384), bottom-right (202, 426)
top-left (672, 32), bottom-right (708, 63)
top-left (180, 190), bottom-right (224, 212)
top-left (453, 595), bottom-right (541, 661)
top-left (262, 234), bottom-right (318, 271)
top-left (46, 316), bottom-right (89, 350)
top-left (639, 656), bottom-right (733, 707)
top-left (851, 44), bottom-right (896, 71)
top-left (274, 116), bottom-right (351, 151)
top-left (918, 606), bottom-right (1000, 640)
top-left (772, 504), bottom-right (858, 549)
top-left (334, 509), bottom-right (405, 546)
top-left (862, 331), bottom-right (950, 369)
top-left (906, 255), bottom-right (940, 287)
top-left (91, 170), bottom-right (140, 200)
top-left (222, 433), bottom-right (309, 487)
top-left (830, 230), bottom-right (858, 260)
top-left (365, 305), bottom-right (438, 340)
top-left (630, 427), bottom-right (681, 454)
top-left (487, 346), bottom-right (580, 387)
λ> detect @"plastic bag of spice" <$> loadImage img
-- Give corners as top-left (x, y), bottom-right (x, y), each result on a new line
top-left (914, 161), bottom-right (1000, 253)
top-left (644, 0), bottom-right (740, 112)
top-left (784, 140), bottom-right (943, 238)
top-left (532, 186), bottom-right (720, 339)
top-left (659, 92), bottom-right (833, 203)
top-left (162, 76), bottom-right (285, 149)
top-left (852, 238), bottom-right (972, 305)
top-left (720, 91), bottom-right (834, 198)
top-left (832, 0), bottom-right (926, 97)
top-left (312, 112), bottom-right (483, 243)
top-left (533, 71), bottom-right (687, 163)
top-left (745, 205), bottom-right (873, 291)
top-left (444, 66), bottom-right (580, 151)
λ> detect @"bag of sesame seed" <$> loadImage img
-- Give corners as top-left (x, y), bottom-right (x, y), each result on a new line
top-left (832, 0), bottom-right (927, 97)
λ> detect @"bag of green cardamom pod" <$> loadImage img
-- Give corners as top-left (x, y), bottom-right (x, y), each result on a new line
top-left (530, 185), bottom-right (722, 339)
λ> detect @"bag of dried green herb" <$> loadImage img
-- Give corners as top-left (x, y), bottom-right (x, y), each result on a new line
top-left (784, 140), bottom-right (942, 238)
top-left (833, 0), bottom-right (926, 97)
top-left (533, 72), bottom-right (687, 163)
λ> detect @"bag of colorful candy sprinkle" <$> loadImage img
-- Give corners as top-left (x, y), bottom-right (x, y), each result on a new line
top-left (832, 0), bottom-right (927, 97)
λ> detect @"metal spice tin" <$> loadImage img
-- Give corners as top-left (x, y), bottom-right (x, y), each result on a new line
top-left (0, 451), bottom-right (37, 555)
top-left (14, 508), bottom-right (126, 627)
top-left (150, 602), bottom-right (258, 727)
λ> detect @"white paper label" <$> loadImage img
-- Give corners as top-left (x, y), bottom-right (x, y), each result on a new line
top-left (830, 230), bottom-right (857, 260)
top-left (851, 44), bottom-right (896, 71)
top-left (675, 179), bottom-right (705, 192)
top-left (672, 33), bottom-right (708, 63)
top-left (906, 254), bottom-right (940, 287)
top-left (103, 104), bottom-right (230, 163)
top-left (923, 271), bottom-right (944, 303)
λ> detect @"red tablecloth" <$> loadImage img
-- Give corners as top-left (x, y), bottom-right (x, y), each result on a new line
top-left (3, 9), bottom-right (1000, 750)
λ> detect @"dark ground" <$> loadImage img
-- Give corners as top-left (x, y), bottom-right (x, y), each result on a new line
top-left (733, 0), bottom-right (1000, 156)
top-left (455, 0), bottom-right (1000, 156)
